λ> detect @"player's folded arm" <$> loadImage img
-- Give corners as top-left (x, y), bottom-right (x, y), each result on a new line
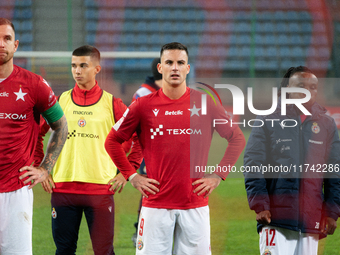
top-left (126, 132), bottom-right (143, 170)
top-left (105, 129), bottom-right (137, 180)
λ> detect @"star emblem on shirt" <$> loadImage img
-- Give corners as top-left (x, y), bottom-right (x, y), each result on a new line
top-left (14, 88), bottom-right (27, 101)
top-left (188, 104), bottom-right (201, 117)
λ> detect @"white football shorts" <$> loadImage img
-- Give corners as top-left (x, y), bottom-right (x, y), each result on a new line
top-left (0, 186), bottom-right (33, 255)
top-left (136, 206), bottom-right (211, 255)
top-left (259, 226), bottom-right (318, 255)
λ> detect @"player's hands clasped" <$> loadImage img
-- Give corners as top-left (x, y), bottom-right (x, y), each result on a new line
top-left (41, 174), bottom-right (55, 193)
top-left (108, 173), bottom-right (127, 193)
top-left (256, 210), bottom-right (271, 225)
top-left (192, 173), bottom-right (222, 198)
top-left (130, 174), bottom-right (159, 198)
top-left (19, 166), bottom-right (49, 189)
top-left (321, 217), bottom-right (337, 235)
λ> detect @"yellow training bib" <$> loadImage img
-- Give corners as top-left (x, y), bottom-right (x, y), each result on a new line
top-left (53, 89), bottom-right (117, 184)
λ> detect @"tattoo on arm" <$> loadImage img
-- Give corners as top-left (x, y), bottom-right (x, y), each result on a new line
top-left (40, 115), bottom-right (68, 174)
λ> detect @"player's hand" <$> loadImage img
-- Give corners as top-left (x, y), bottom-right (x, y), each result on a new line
top-left (256, 210), bottom-right (271, 225)
top-left (41, 174), bottom-right (55, 194)
top-left (321, 217), bottom-right (337, 235)
top-left (108, 173), bottom-right (127, 193)
top-left (130, 174), bottom-right (160, 198)
top-left (19, 166), bottom-right (49, 189)
top-left (192, 173), bottom-right (222, 198)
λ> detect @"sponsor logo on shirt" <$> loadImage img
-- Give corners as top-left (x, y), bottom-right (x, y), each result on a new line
top-left (73, 110), bottom-right (93, 115)
top-left (309, 139), bottom-right (323, 145)
top-left (150, 124), bottom-right (202, 139)
top-left (0, 92), bottom-right (9, 97)
top-left (275, 138), bottom-right (292, 144)
top-left (67, 130), bottom-right (99, 139)
top-left (152, 109), bottom-right (159, 117)
top-left (280, 145), bottom-right (290, 153)
top-left (150, 124), bottom-right (163, 139)
top-left (315, 222), bottom-right (320, 229)
top-left (166, 128), bottom-right (202, 135)
top-left (165, 110), bottom-right (183, 115)
top-left (0, 113), bottom-right (26, 120)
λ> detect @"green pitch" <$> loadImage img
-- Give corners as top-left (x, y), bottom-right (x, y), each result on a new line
top-left (32, 130), bottom-right (340, 254)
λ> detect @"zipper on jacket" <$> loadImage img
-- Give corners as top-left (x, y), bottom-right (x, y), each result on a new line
top-left (84, 91), bottom-right (87, 105)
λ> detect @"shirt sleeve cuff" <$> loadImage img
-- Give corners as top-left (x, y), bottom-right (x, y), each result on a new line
top-left (128, 173), bottom-right (138, 181)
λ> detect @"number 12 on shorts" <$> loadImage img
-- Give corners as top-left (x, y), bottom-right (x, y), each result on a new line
top-left (265, 228), bottom-right (276, 246)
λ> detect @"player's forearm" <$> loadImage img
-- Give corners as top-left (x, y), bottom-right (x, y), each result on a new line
top-left (33, 136), bottom-right (45, 167)
top-left (217, 127), bottom-right (246, 179)
top-left (34, 117), bottom-right (52, 166)
top-left (127, 133), bottom-right (143, 169)
top-left (40, 115), bottom-right (68, 174)
top-left (105, 129), bottom-right (137, 180)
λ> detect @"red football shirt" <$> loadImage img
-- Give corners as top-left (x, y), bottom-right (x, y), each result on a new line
top-left (113, 87), bottom-right (239, 209)
top-left (0, 65), bottom-right (57, 192)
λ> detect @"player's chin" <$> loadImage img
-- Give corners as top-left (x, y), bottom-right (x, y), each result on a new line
top-left (169, 80), bottom-right (183, 87)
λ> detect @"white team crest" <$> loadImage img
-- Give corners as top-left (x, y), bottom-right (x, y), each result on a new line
top-left (152, 109), bottom-right (159, 116)
top-left (188, 104), bottom-right (201, 117)
top-left (14, 88), bottom-right (27, 101)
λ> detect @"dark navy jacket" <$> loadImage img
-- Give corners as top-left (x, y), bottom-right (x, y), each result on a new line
top-left (244, 102), bottom-right (340, 235)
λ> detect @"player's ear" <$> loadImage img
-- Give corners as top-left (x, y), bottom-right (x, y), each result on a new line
top-left (157, 63), bottom-right (162, 74)
top-left (186, 64), bottom-right (190, 74)
top-left (95, 65), bottom-right (101, 74)
top-left (14, 39), bottom-right (19, 52)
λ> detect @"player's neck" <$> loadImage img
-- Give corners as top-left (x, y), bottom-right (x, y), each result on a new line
top-left (76, 81), bottom-right (96, 91)
top-left (155, 79), bottom-right (162, 88)
top-left (0, 61), bottom-right (14, 79)
top-left (162, 83), bottom-right (187, 100)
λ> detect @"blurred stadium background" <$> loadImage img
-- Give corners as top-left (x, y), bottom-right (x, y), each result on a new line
top-left (4, 0), bottom-right (340, 107)
top-left (3, 0), bottom-right (340, 254)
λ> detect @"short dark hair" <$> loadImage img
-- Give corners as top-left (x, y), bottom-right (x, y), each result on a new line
top-left (0, 18), bottom-right (15, 33)
top-left (160, 42), bottom-right (189, 59)
top-left (151, 58), bottom-right (162, 80)
top-left (72, 45), bottom-right (100, 62)
top-left (278, 66), bottom-right (313, 97)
